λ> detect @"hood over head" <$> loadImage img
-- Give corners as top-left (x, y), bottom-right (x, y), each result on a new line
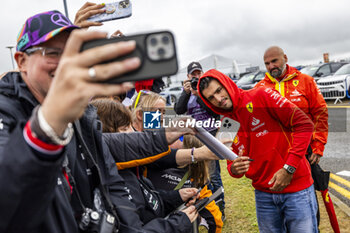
top-left (197, 69), bottom-right (243, 118)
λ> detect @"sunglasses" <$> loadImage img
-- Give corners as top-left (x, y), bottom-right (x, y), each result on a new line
top-left (134, 90), bottom-right (150, 108)
top-left (25, 47), bottom-right (63, 64)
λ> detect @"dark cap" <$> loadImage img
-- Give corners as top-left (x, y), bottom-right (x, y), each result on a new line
top-left (187, 61), bottom-right (203, 75)
top-left (16, 10), bottom-right (79, 52)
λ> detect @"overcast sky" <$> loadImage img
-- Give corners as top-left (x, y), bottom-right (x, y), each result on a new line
top-left (1, 0), bottom-right (350, 74)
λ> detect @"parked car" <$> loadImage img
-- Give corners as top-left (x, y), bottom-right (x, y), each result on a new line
top-left (300, 62), bottom-right (348, 81)
top-left (294, 65), bottom-right (306, 70)
top-left (317, 63), bottom-right (350, 99)
top-left (160, 86), bottom-right (183, 105)
top-left (236, 71), bottom-right (266, 90)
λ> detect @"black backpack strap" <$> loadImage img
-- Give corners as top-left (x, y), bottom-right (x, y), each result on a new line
top-left (74, 120), bottom-right (120, 229)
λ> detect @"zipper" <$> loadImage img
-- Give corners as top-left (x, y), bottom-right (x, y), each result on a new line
top-left (278, 82), bottom-right (282, 93)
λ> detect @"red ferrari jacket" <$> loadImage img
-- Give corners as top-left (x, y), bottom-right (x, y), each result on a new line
top-left (198, 69), bottom-right (314, 193)
top-left (255, 65), bottom-right (328, 156)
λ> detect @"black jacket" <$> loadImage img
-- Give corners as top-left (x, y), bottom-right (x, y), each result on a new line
top-left (0, 72), bottom-right (191, 233)
top-left (104, 133), bottom-right (188, 228)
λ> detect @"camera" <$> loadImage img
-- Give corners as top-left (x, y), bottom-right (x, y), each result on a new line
top-left (79, 208), bottom-right (116, 233)
top-left (191, 77), bottom-right (199, 90)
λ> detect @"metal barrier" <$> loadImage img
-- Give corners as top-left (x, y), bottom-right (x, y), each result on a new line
top-left (317, 79), bottom-right (347, 104)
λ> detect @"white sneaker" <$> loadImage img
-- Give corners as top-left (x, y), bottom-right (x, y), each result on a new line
top-left (199, 217), bottom-right (209, 230)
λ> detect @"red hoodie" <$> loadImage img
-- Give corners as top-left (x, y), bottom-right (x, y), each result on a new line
top-left (198, 69), bottom-right (314, 193)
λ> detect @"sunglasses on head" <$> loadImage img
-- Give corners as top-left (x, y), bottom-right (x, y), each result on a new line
top-left (134, 90), bottom-right (150, 108)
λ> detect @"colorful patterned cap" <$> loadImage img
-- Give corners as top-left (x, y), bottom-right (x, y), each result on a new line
top-left (16, 10), bottom-right (79, 52)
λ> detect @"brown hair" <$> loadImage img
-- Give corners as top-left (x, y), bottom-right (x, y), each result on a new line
top-left (183, 135), bottom-right (210, 188)
top-left (91, 98), bottom-right (132, 133)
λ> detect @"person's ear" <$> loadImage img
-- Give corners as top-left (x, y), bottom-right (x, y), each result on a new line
top-left (14, 51), bottom-right (28, 73)
top-left (284, 54), bottom-right (288, 63)
top-left (136, 110), bottom-right (143, 122)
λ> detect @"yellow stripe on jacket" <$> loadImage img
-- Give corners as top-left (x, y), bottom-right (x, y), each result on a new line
top-left (116, 147), bottom-right (171, 170)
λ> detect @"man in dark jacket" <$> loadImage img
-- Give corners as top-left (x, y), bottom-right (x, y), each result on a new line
top-left (0, 10), bottom-right (197, 233)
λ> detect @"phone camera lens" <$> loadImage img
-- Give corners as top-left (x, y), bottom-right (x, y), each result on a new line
top-left (157, 48), bottom-right (166, 57)
top-left (161, 36), bottom-right (170, 45)
top-left (119, 1), bottom-right (127, 8)
top-left (150, 37), bottom-right (158, 46)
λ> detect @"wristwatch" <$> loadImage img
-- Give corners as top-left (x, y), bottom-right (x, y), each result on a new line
top-left (283, 164), bottom-right (296, 174)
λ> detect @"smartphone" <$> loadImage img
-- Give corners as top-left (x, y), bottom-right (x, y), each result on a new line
top-left (216, 117), bottom-right (240, 147)
top-left (87, 0), bottom-right (132, 23)
top-left (80, 31), bottom-right (178, 84)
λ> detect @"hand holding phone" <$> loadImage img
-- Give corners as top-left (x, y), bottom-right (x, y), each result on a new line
top-left (80, 31), bottom-right (178, 84)
top-left (87, 0), bottom-right (132, 23)
top-left (74, 2), bottom-right (106, 28)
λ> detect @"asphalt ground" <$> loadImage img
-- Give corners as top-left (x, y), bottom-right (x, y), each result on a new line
top-left (319, 99), bottom-right (350, 216)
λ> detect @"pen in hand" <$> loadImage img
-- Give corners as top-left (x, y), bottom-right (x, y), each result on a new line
top-left (185, 180), bottom-right (209, 205)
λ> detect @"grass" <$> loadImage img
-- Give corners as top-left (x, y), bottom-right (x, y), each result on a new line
top-left (199, 160), bottom-right (350, 233)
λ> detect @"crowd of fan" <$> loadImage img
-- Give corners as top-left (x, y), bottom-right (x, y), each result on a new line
top-left (0, 2), bottom-right (329, 233)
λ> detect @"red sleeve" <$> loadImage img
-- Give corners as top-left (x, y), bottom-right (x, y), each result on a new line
top-left (226, 133), bottom-right (246, 178)
top-left (227, 159), bottom-right (244, 178)
top-left (262, 88), bottom-right (314, 168)
top-left (307, 77), bottom-right (328, 156)
top-left (254, 79), bottom-right (266, 89)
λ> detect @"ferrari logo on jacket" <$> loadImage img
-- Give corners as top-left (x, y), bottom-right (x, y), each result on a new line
top-left (233, 135), bottom-right (239, 145)
top-left (293, 80), bottom-right (299, 87)
top-left (246, 102), bottom-right (253, 113)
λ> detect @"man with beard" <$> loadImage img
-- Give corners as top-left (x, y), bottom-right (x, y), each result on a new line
top-left (256, 46), bottom-right (328, 166)
top-left (255, 46), bottom-right (329, 229)
top-left (197, 69), bottom-right (318, 233)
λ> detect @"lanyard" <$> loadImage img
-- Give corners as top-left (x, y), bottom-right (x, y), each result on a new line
top-left (73, 120), bottom-right (120, 229)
